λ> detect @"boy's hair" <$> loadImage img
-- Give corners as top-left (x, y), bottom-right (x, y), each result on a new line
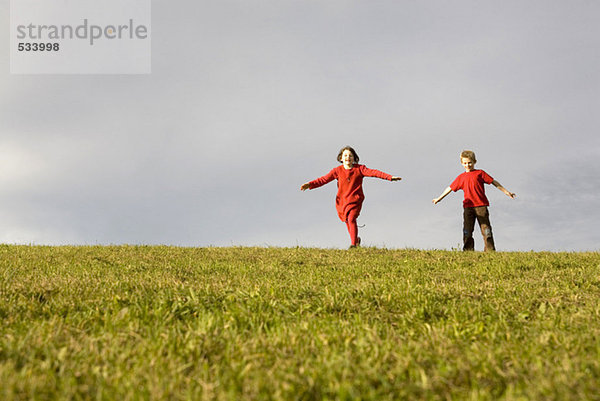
top-left (337, 146), bottom-right (360, 163)
top-left (460, 150), bottom-right (477, 163)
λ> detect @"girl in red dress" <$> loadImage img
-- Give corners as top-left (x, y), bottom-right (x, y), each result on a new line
top-left (300, 146), bottom-right (402, 248)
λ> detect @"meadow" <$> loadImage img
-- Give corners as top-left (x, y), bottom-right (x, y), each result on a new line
top-left (1, 245), bottom-right (599, 400)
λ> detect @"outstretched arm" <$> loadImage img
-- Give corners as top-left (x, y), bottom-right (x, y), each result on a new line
top-left (432, 187), bottom-right (452, 204)
top-left (300, 168), bottom-right (337, 191)
top-left (492, 180), bottom-right (516, 199)
top-left (359, 166), bottom-right (401, 181)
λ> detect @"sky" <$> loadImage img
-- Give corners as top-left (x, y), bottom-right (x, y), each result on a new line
top-left (1, 0), bottom-right (599, 251)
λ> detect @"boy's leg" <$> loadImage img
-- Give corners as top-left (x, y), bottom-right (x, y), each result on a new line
top-left (345, 209), bottom-right (360, 247)
top-left (462, 207), bottom-right (476, 251)
top-left (475, 206), bottom-right (496, 251)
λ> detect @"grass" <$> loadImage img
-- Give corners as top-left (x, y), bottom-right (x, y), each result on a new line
top-left (1, 245), bottom-right (599, 400)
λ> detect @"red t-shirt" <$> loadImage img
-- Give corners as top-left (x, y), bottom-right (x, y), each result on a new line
top-left (450, 169), bottom-right (494, 208)
top-left (308, 164), bottom-right (393, 221)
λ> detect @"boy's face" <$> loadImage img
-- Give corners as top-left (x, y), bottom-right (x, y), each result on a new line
top-left (341, 149), bottom-right (355, 167)
top-left (461, 157), bottom-right (475, 172)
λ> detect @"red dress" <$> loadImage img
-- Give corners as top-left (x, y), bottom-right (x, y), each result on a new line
top-left (308, 164), bottom-right (393, 222)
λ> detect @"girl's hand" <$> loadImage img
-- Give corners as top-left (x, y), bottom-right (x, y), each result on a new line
top-left (391, 176), bottom-right (402, 181)
top-left (300, 183), bottom-right (310, 191)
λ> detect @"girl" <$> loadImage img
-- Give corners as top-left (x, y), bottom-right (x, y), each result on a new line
top-left (300, 146), bottom-right (401, 248)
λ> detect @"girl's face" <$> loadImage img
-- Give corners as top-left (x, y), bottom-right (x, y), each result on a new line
top-left (342, 149), bottom-right (355, 168)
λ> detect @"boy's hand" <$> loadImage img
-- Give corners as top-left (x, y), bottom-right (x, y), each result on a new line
top-left (300, 183), bottom-right (310, 191)
top-left (432, 187), bottom-right (451, 204)
top-left (391, 176), bottom-right (402, 181)
top-left (492, 180), bottom-right (516, 199)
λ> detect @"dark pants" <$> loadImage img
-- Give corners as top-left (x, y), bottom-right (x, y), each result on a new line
top-left (463, 206), bottom-right (495, 251)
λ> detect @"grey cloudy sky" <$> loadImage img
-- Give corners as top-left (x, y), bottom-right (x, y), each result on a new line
top-left (1, 0), bottom-right (599, 251)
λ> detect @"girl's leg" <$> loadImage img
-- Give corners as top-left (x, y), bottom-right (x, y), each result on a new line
top-left (345, 209), bottom-right (360, 246)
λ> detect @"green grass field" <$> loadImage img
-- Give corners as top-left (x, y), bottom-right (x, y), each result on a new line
top-left (1, 245), bottom-right (599, 400)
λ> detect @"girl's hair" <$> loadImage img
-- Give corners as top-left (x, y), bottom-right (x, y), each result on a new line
top-left (460, 150), bottom-right (477, 163)
top-left (337, 146), bottom-right (360, 163)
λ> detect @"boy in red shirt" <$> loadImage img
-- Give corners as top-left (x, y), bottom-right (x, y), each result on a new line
top-left (301, 146), bottom-right (402, 248)
top-left (432, 150), bottom-right (516, 251)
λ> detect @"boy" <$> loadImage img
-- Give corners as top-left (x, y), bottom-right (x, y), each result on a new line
top-left (432, 150), bottom-right (516, 251)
